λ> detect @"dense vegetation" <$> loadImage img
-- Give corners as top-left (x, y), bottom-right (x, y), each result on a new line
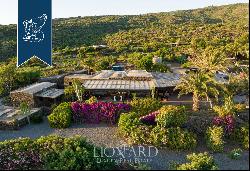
top-left (0, 3), bottom-right (248, 98)
top-left (0, 3), bottom-right (248, 62)
top-left (118, 99), bottom-right (197, 150)
top-left (0, 4), bottom-right (249, 169)
top-left (0, 136), bottom-right (115, 170)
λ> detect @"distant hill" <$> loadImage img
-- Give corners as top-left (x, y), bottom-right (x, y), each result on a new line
top-left (0, 3), bottom-right (249, 61)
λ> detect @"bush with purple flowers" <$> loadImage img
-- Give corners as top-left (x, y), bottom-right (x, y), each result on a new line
top-left (71, 101), bottom-right (131, 124)
top-left (213, 115), bottom-right (235, 134)
top-left (139, 111), bottom-right (160, 125)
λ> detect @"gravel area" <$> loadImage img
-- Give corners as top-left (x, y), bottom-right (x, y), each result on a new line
top-left (0, 118), bottom-right (249, 170)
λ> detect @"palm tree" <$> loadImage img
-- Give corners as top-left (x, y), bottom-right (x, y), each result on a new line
top-left (175, 71), bottom-right (220, 111)
top-left (72, 80), bottom-right (85, 102)
top-left (189, 47), bottom-right (229, 73)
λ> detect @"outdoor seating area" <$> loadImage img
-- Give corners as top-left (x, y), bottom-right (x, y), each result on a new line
top-left (0, 105), bottom-right (41, 130)
top-left (10, 82), bottom-right (64, 107)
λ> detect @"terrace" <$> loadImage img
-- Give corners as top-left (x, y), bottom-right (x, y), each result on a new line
top-left (10, 82), bottom-right (64, 107)
top-left (0, 105), bottom-right (41, 130)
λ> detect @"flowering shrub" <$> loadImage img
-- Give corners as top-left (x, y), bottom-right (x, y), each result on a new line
top-left (118, 104), bottom-right (196, 150)
top-left (0, 136), bottom-right (115, 170)
top-left (170, 152), bottom-right (218, 170)
top-left (48, 102), bottom-right (72, 128)
top-left (156, 105), bottom-right (187, 128)
top-left (213, 115), bottom-right (235, 134)
top-left (139, 111), bottom-right (160, 125)
top-left (206, 126), bottom-right (224, 152)
top-left (72, 101), bottom-right (131, 124)
top-left (0, 138), bottom-right (42, 170)
top-left (0, 148), bottom-right (43, 170)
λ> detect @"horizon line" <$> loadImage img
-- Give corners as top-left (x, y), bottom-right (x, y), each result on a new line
top-left (0, 2), bottom-right (248, 26)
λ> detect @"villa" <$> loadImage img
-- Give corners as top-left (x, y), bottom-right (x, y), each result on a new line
top-left (64, 70), bottom-right (181, 99)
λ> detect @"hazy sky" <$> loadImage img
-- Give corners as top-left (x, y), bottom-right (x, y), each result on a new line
top-left (0, 0), bottom-right (249, 25)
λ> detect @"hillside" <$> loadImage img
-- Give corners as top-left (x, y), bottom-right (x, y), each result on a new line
top-left (0, 3), bottom-right (249, 61)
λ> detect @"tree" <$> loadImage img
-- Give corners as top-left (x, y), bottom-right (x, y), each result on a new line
top-left (189, 47), bottom-right (229, 73)
top-left (226, 70), bottom-right (249, 96)
top-left (83, 56), bottom-right (95, 74)
top-left (72, 80), bottom-right (85, 102)
top-left (0, 63), bottom-right (16, 96)
top-left (175, 71), bottom-right (220, 111)
top-left (152, 63), bottom-right (169, 73)
top-left (137, 55), bottom-right (153, 71)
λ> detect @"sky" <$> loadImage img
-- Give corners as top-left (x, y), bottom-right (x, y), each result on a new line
top-left (0, 0), bottom-right (249, 25)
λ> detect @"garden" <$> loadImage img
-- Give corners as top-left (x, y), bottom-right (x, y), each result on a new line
top-left (1, 69), bottom-right (249, 170)
top-left (1, 95), bottom-right (249, 170)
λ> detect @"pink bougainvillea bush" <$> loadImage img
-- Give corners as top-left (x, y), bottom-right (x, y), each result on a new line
top-left (71, 101), bottom-right (131, 124)
top-left (213, 115), bottom-right (235, 135)
top-left (139, 111), bottom-right (160, 125)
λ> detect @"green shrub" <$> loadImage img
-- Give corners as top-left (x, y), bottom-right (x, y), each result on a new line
top-left (73, 80), bottom-right (85, 102)
top-left (64, 85), bottom-right (77, 102)
top-left (47, 102), bottom-right (72, 128)
top-left (41, 136), bottom-right (115, 170)
top-left (16, 70), bottom-right (41, 86)
top-left (213, 96), bottom-right (246, 117)
top-left (206, 126), bottom-right (224, 152)
top-left (150, 125), bottom-right (168, 146)
top-left (228, 148), bottom-right (243, 160)
top-left (170, 152), bottom-right (218, 170)
top-left (150, 126), bottom-right (197, 150)
top-left (165, 127), bottom-right (197, 150)
top-left (241, 126), bottom-right (249, 149)
top-left (19, 102), bottom-right (31, 115)
top-left (0, 137), bottom-right (35, 152)
top-left (118, 112), bottom-right (141, 137)
top-left (0, 136), bottom-right (115, 170)
top-left (156, 105), bottom-right (187, 128)
top-left (233, 104), bottom-right (247, 113)
top-left (35, 135), bottom-right (66, 154)
top-left (130, 98), bottom-right (162, 116)
top-left (118, 112), bottom-right (196, 150)
top-left (231, 124), bottom-right (249, 149)
top-left (129, 125), bottom-right (153, 144)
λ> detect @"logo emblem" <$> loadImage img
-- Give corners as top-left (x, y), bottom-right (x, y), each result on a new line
top-left (23, 14), bottom-right (47, 43)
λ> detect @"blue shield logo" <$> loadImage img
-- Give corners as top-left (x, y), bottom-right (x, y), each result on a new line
top-left (18, 0), bottom-right (52, 67)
